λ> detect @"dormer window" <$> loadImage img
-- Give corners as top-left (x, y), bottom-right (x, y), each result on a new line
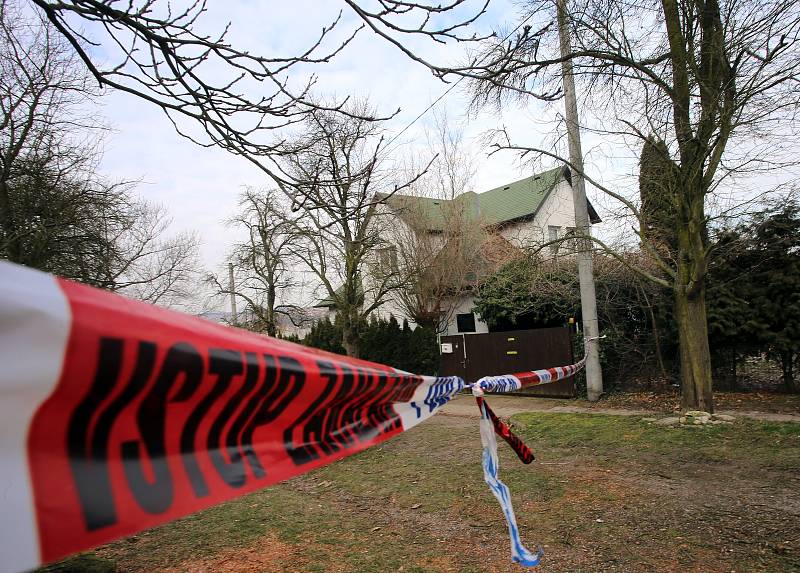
top-left (378, 246), bottom-right (398, 272)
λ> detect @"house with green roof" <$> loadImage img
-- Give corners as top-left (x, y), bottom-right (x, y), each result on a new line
top-left (378, 166), bottom-right (600, 239)
top-left (363, 165), bottom-right (602, 336)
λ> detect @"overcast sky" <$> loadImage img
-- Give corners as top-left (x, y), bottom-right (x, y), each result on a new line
top-left (30, 0), bottom-right (794, 310)
top-left (90, 0), bottom-right (602, 276)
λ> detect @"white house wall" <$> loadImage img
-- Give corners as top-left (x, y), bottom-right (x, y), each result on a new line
top-left (499, 179), bottom-right (578, 251)
top-left (370, 294), bottom-right (412, 327)
top-left (443, 294), bottom-right (490, 336)
top-left (363, 202), bottom-right (418, 327)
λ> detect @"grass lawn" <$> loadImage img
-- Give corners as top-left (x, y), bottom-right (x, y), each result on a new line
top-left (39, 411), bottom-right (800, 573)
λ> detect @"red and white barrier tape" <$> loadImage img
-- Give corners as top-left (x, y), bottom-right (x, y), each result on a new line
top-left (470, 354), bottom-right (588, 566)
top-left (0, 261), bottom-right (589, 572)
top-left (0, 262), bottom-right (463, 572)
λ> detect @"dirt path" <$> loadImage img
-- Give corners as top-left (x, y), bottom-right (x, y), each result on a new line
top-left (442, 394), bottom-right (800, 422)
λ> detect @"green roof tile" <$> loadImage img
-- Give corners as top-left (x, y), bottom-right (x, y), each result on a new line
top-left (477, 167), bottom-right (563, 224)
top-left (382, 167), bottom-right (564, 230)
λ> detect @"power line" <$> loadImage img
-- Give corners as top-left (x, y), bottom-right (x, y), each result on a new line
top-left (381, 12), bottom-right (536, 155)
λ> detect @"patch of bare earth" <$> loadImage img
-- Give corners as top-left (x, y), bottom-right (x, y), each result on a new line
top-left (514, 463), bottom-right (799, 572)
top-left (159, 533), bottom-right (311, 573)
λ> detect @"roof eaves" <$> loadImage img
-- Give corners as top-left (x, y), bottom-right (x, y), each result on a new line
top-left (587, 200), bottom-right (602, 224)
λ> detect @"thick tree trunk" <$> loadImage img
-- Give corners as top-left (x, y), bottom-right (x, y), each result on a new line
top-left (672, 134), bottom-right (714, 411)
top-left (342, 329), bottom-right (359, 358)
top-left (265, 316), bottom-right (277, 338)
top-left (341, 308), bottom-right (360, 358)
top-left (266, 287), bottom-right (277, 337)
top-left (675, 281), bottom-right (714, 412)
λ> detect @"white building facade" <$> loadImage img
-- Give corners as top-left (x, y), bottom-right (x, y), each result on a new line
top-left (329, 166), bottom-right (600, 337)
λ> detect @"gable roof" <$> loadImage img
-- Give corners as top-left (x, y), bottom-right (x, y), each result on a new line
top-left (477, 167), bottom-right (563, 225)
top-left (380, 166), bottom-right (600, 231)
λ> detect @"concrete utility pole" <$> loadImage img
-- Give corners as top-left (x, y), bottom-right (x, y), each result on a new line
top-left (556, 0), bottom-right (604, 401)
top-left (228, 262), bottom-right (238, 326)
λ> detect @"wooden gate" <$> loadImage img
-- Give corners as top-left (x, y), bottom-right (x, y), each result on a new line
top-left (438, 327), bottom-right (576, 398)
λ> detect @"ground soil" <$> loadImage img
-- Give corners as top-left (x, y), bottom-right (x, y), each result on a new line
top-left (147, 410), bottom-right (800, 573)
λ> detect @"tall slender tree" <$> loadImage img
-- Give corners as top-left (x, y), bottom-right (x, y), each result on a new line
top-left (210, 188), bottom-right (299, 337)
top-left (639, 135), bottom-right (680, 259)
top-left (279, 102), bottom-right (427, 357)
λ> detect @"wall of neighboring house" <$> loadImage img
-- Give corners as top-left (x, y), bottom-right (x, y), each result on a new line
top-left (499, 178), bottom-right (578, 254)
top-left (442, 293), bottom-right (490, 336)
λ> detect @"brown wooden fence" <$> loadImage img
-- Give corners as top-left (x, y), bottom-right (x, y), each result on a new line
top-left (438, 327), bottom-right (576, 398)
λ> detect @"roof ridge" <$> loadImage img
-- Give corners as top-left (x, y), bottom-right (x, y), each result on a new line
top-left (381, 166), bottom-right (563, 203)
top-left (379, 165), bottom-right (570, 230)
top-left (479, 166), bottom-right (563, 195)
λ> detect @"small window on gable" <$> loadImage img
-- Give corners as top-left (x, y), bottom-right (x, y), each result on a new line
top-left (378, 246), bottom-right (398, 272)
top-left (456, 312), bottom-right (476, 333)
top-left (548, 225), bottom-right (561, 254)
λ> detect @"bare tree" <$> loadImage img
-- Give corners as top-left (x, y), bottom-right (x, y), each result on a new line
top-left (27, 0), bottom-right (379, 196)
top-left (208, 188), bottom-right (299, 336)
top-left (468, 0), bottom-right (800, 410)
top-left (426, 110), bottom-right (478, 201)
top-left (395, 204), bottom-right (518, 333)
top-left (25, 1), bottom-right (505, 212)
top-left (0, 0), bottom-right (102, 262)
top-left (280, 102), bottom-right (429, 357)
top-left (3, 157), bottom-right (200, 306)
top-left (0, 2), bottom-right (200, 307)
top-left (393, 199), bottom-right (474, 332)
top-left (99, 198), bottom-right (200, 307)
top-left (388, 113), bottom-right (504, 333)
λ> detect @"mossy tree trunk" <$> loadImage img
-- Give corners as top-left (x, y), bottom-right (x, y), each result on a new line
top-left (674, 281), bottom-right (714, 412)
top-left (672, 160), bottom-right (714, 412)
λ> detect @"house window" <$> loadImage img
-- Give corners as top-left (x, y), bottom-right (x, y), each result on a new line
top-left (548, 225), bottom-right (561, 254)
top-left (378, 246), bottom-right (398, 272)
top-left (456, 312), bottom-right (476, 333)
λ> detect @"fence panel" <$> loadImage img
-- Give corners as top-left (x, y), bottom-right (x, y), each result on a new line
top-left (439, 327), bottom-right (575, 398)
